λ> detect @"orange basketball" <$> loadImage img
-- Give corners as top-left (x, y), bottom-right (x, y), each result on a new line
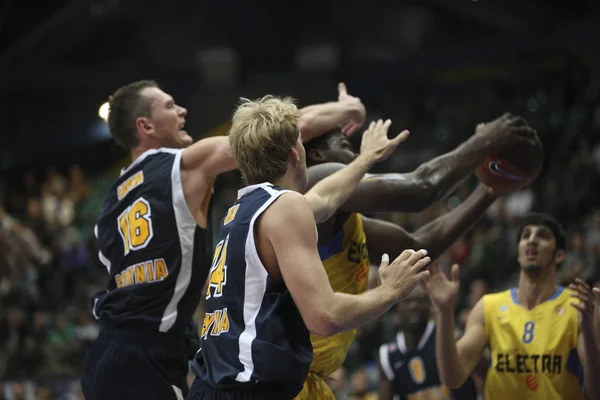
top-left (475, 133), bottom-right (544, 194)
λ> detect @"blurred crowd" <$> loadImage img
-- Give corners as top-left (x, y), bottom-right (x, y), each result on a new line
top-left (1, 62), bottom-right (600, 399)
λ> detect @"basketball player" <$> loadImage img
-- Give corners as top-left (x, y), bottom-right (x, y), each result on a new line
top-left (189, 96), bottom-right (432, 399)
top-left (82, 80), bottom-right (364, 400)
top-left (378, 284), bottom-right (477, 400)
top-left (422, 213), bottom-right (600, 399)
top-left (294, 112), bottom-right (539, 397)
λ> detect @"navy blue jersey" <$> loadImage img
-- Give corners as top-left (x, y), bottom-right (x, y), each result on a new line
top-left (92, 148), bottom-right (211, 335)
top-left (379, 322), bottom-right (477, 400)
top-left (192, 183), bottom-right (312, 398)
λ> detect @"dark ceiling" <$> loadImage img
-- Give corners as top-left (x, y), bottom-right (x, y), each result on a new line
top-left (0, 0), bottom-right (599, 170)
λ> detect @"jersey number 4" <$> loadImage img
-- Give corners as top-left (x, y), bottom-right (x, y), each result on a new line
top-left (206, 235), bottom-right (229, 299)
top-left (118, 197), bottom-right (154, 255)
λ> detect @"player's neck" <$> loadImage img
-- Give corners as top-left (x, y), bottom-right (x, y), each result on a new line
top-left (130, 144), bottom-right (155, 163)
top-left (271, 167), bottom-right (302, 192)
top-left (404, 324), bottom-right (428, 350)
top-left (516, 268), bottom-right (558, 310)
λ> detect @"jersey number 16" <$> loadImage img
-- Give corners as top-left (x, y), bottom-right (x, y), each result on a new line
top-left (118, 197), bottom-right (154, 255)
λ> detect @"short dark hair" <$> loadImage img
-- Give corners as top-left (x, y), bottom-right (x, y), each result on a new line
top-left (107, 80), bottom-right (158, 150)
top-left (517, 213), bottom-right (566, 252)
top-left (304, 128), bottom-right (343, 165)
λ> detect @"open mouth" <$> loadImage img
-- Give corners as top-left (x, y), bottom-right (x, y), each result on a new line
top-left (525, 248), bottom-right (538, 260)
top-left (179, 121), bottom-right (186, 130)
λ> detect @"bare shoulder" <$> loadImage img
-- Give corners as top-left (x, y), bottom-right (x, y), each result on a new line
top-left (466, 297), bottom-right (485, 327)
top-left (261, 191), bottom-right (313, 229)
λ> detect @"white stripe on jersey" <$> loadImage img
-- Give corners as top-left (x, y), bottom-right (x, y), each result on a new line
top-left (94, 224), bottom-right (112, 273)
top-left (235, 185), bottom-right (291, 383)
top-left (159, 149), bottom-right (197, 332)
top-left (379, 344), bottom-right (396, 381)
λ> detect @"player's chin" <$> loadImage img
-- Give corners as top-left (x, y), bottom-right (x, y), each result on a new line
top-left (521, 263), bottom-right (541, 271)
top-left (178, 131), bottom-right (194, 147)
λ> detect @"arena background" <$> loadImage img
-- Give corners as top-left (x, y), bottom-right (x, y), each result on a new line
top-left (1, 0), bottom-right (600, 398)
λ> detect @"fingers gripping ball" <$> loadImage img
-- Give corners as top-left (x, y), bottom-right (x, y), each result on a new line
top-left (475, 133), bottom-right (544, 194)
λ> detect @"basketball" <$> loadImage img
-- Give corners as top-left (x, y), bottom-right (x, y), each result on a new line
top-left (475, 133), bottom-right (544, 194)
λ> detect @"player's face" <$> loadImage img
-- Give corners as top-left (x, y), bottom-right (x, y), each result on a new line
top-left (517, 224), bottom-right (557, 271)
top-left (397, 288), bottom-right (430, 332)
top-left (292, 136), bottom-right (309, 189)
top-left (313, 133), bottom-right (357, 165)
top-left (143, 87), bottom-right (191, 149)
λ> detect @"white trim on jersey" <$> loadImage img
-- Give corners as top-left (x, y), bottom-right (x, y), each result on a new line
top-left (159, 149), bottom-right (197, 332)
top-left (397, 320), bottom-right (435, 354)
top-left (119, 147), bottom-right (180, 177)
top-left (94, 224), bottom-right (111, 273)
top-left (235, 185), bottom-right (291, 383)
top-left (92, 298), bottom-right (100, 320)
top-left (379, 344), bottom-right (396, 381)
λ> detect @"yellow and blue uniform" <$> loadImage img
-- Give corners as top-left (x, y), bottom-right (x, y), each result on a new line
top-left (295, 213), bottom-right (370, 400)
top-left (483, 286), bottom-right (585, 400)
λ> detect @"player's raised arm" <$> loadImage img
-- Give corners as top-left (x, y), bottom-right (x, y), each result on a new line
top-left (362, 184), bottom-right (497, 264)
top-left (305, 120), bottom-right (408, 223)
top-left (181, 136), bottom-right (236, 178)
top-left (571, 279), bottom-right (600, 400)
top-left (422, 263), bottom-right (488, 388)
top-left (299, 82), bottom-right (366, 142)
top-left (262, 192), bottom-right (430, 337)
top-left (306, 113), bottom-right (537, 214)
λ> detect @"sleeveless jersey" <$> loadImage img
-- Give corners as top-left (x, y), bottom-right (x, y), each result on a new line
top-left (483, 287), bottom-right (585, 399)
top-left (192, 183), bottom-right (312, 399)
top-left (310, 213), bottom-right (370, 376)
top-left (379, 322), bottom-right (477, 400)
top-left (92, 148), bottom-right (211, 334)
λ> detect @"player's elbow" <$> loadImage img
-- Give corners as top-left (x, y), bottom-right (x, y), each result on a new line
top-left (439, 370), bottom-right (467, 389)
top-left (411, 165), bottom-right (438, 209)
top-left (299, 115), bottom-right (316, 142)
top-left (305, 310), bottom-right (340, 338)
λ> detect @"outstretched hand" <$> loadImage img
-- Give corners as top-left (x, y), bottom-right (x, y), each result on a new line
top-left (422, 261), bottom-right (461, 313)
top-left (359, 119), bottom-right (409, 162)
top-left (337, 82), bottom-right (366, 136)
top-left (569, 278), bottom-right (598, 334)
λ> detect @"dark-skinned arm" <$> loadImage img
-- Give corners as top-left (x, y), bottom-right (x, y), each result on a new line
top-left (306, 113), bottom-right (536, 214)
top-left (362, 184), bottom-right (496, 264)
top-left (306, 135), bottom-right (492, 214)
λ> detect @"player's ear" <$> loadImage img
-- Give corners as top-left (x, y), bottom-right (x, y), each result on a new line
top-left (308, 149), bottom-right (326, 164)
top-left (136, 116), bottom-right (154, 137)
top-left (554, 249), bottom-right (566, 265)
top-left (289, 147), bottom-right (300, 162)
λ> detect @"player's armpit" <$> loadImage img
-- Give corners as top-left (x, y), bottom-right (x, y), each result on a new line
top-left (306, 163), bottom-right (434, 214)
top-left (181, 136), bottom-right (236, 178)
top-left (263, 192), bottom-right (339, 337)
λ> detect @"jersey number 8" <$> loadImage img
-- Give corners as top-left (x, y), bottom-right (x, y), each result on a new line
top-left (118, 197), bottom-right (154, 255)
top-left (522, 321), bottom-right (535, 344)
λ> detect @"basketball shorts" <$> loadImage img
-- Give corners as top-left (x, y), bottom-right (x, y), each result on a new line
top-left (187, 378), bottom-right (298, 400)
top-left (294, 372), bottom-right (336, 400)
top-left (81, 328), bottom-right (188, 400)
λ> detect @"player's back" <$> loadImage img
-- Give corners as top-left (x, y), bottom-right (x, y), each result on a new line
top-left (93, 148), bottom-right (210, 335)
top-left (192, 183), bottom-right (312, 399)
top-left (483, 287), bottom-right (585, 399)
top-left (379, 321), bottom-right (477, 400)
top-left (310, 212), bottom-right (370, 376)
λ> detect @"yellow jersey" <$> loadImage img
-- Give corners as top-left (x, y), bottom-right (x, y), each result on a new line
top-left (310, 213), bottom-right (370, 376)
top-left (483, 287), bottom-right (585, 400)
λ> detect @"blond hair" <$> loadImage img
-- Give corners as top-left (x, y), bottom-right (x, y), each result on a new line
top-left (229, 95), bottom-right (301, 185)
